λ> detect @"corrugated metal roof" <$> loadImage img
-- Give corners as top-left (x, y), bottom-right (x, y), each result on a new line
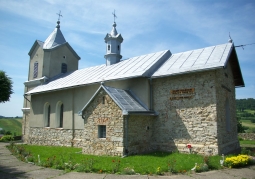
top-left (26, 50), bottom-right (170, 94)
top-left (152, 43), bottom-right (233, 78)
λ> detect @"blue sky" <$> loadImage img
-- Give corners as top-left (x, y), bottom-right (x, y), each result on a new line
top-left (0, 0), bottom-right (254, 117)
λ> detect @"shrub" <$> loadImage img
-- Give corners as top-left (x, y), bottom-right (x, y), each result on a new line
top-left (196, 163), bottom-right (209, 173)
top-left (224, 155), bottom-right (251, 168)
top-left (0, 135), bottom-right (13, 142)
top-left (121, 167), bottom-right (136, 175)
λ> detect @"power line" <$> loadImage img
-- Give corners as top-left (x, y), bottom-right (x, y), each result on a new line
top-left (235, 43), bottom-right (255, 50)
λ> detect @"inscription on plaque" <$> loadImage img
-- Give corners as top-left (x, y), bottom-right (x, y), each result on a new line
top-left (96, 118), bottom-right (109, 124)
top-left (170, 88), bottom-right (195, 100)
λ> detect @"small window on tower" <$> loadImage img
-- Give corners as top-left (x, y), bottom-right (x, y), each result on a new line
top-left (118, 45), bottom-right (120, 51)
top-left (33, 62), bottom-right (38, 78)
top-left (108, 45), bottom-right (110, 51)
top-left (61, 63), bottom-right (67, 73)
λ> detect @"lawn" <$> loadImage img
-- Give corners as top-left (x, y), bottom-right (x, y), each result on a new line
top-left (8, 144), bottom-right (222, 175)
top-left (240, 140), bottom-right (255, 145)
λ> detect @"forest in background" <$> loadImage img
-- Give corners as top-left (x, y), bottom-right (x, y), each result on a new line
top-left (236, 98), bottom-right (255, 133)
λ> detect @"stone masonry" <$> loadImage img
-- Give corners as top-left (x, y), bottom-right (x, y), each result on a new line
top-left (152, 68), bottom-right (239, 155)
top-left (127, 115), bottom-right (155, 155)
top-left (82, 89), bottom-right (124, 156)
top-left (28, 128), bottom-right (84, 147)
top-left (215, 62), bottom-right (240, 154)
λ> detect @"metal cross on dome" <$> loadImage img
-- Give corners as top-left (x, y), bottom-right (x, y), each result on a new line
top-left (56, 10), bottom-right (63, 21)
top-left (112, 10), bottom-right (117, 23)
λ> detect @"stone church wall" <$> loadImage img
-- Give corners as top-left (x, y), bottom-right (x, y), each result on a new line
top-left (82, 89), bottom-right (124, 156)
top-left (215, 63), bottom-right (240, 154)
top-left (153, 70), bottom-right (219, 155)
top-left (28, 128), bottom-right (83, 147)
top-left (127, 115), bottom-right (155, 155)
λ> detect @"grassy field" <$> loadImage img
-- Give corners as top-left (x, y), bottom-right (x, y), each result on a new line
top-left (8, 144), bottom-right (222, 174)
top-left (240, 120), bottom-right (255, 131)
top-left (0, 118), bottom-right (22, 136)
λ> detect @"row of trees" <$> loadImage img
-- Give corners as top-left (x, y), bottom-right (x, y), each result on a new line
top-left (236, 98), bottom-right (255, 111)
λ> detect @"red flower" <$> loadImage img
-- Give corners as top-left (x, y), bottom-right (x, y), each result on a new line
top-left (112, 160), bottom-right (115, 163)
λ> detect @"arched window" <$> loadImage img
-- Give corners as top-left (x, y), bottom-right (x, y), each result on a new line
top-left (225, 99), bottom-right (231, 132)
top-left (108, 45), bottom-right (110, 51)
top-left (44, 103), bottom-right (50, 127)
top-left (60, 104), bottom-right (63, 128)
top-left (33, 62), bottom-right (38, 78)
top-left (56, 102), bottom-right (64, 128)
top-left (61, 63), bottom-right (67, 73)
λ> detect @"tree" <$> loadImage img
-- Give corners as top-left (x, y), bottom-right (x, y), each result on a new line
top-left (237, 117), bottom-right (246, 133)
top-left (0, 70), bottom-right (13, 103)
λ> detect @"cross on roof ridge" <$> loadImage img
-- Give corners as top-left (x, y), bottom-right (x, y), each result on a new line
top-left (112, 10), bottom-right (117, 23)
top-left (56, 10), bottom-right (63, 21)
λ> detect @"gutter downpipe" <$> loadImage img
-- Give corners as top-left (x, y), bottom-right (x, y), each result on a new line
top-left (72, 90), bottom-right (75, 147)
top-left (23, 93), bottom-right (30, 141)
top-left (149, 78), bottom-right (153, 111)
top-left (23, 94), bottom-right (31, 103)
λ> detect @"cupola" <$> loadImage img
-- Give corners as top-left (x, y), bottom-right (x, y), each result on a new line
top-left (104, 12), bottom-right (123, 66)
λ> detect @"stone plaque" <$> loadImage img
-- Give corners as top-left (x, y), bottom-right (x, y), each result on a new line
top-left (170, 88), bottom-right (195, 100)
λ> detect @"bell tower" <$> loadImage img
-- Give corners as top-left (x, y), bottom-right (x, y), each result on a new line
top-left (104, 11), bottom-right (123, 66)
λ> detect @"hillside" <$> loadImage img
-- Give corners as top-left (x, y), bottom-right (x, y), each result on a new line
top-left (236, 98), bottom-right (255, 133)
top-left (0, 118), bottom-right (22, 136)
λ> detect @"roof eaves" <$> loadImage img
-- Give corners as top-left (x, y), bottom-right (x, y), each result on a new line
top-left (151, 66), bottom-right (223, 79)
top-left (43, 42), bottom-right (80, 60)
top-left (123, 111), bottom-right (158, 116)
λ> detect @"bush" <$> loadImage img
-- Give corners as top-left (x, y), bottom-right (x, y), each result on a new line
top-left (0, 135), bottom-right (13, 142)
top-left (224, 155), bottom-right (251, 168)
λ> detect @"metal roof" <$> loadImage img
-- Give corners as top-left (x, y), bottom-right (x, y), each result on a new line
top-left (79, 85), bottom-right (154, 116)
top-left (26, 50), bottom-right (170, 94)
top-left (43, 27), bottom-right (66, 49)
top-left (26, 42), bottom-right (244, 95)
top-left (152, 43), bottom-right (233, 78)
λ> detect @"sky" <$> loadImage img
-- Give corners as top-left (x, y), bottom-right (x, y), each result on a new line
top-left (0, 0), bottom-right (254, 117)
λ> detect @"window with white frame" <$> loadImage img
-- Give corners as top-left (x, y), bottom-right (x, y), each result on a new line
top-left (98, 125), bottom-right (106, 138)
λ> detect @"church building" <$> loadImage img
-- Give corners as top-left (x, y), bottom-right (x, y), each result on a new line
top-left (22, 16), bottom-right (244, 156)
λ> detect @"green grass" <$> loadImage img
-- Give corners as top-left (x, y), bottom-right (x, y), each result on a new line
top-left (240, 140), bottom-right (255, 145)
top-left (0, 118), bottom-right (22, 136)
top-left (10, 144), bottom-right (222, 174)
top-left (240, 120), bottom-right (255, 129)
top-left (244, 109), bottom-right (255, 114)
